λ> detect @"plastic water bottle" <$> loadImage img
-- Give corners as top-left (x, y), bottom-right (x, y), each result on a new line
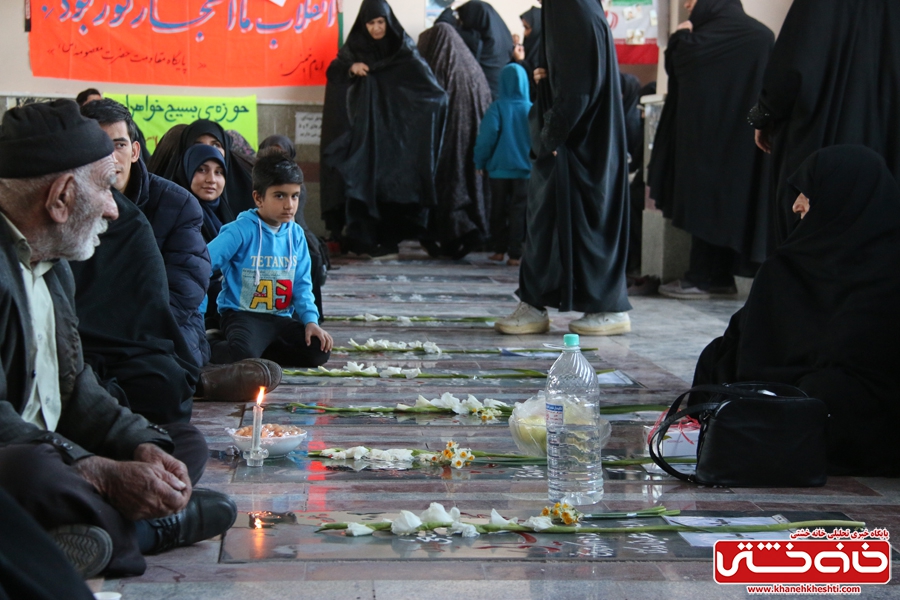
top-left (545, 333), bottom-right (608, 505)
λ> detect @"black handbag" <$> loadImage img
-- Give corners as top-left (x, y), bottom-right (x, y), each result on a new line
top-left (649, 383), bottom-right (830, 487)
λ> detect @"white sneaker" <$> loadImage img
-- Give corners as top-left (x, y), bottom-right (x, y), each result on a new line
top-left (494, 302), bottom-right (550, 335)
top-left (568, 312), bottom-right (631, 336)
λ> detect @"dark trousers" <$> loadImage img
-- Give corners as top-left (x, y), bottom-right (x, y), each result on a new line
top-left (685, 236), bottom-right (736, 290)
top-left (489, 177), bottom-right (528, 258)
top-left (0, 422), bottom-right (208, 576)
top-left (210, 310), bottom-right (331, 367)
top-left (0, 488), bottom-right (94, 600)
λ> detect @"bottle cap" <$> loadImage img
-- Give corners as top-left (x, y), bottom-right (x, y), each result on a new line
top-left (563, 334), bottom-right (580, 347)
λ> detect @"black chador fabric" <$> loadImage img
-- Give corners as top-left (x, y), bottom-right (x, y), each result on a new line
top-left (517, 0), bottom-right (631, 314)
top-left (519, 6), bottom-right (543, 100)
top-left (455, 1), bottom-right (513, 100)
top-left (150, 119), bottom-right (255, 217)
top-left (648, 0), bottom-right (773, 265)
top-left (320, 0), bottom-right (448, 248)
top-left (752, 0), bottom-right (900, 249)
top-left (694, 146), bottom-right (900, 477)
top-left (418, 23), bottom-right (491, 247)
top-left (69, 191), bottom-right (198, 425)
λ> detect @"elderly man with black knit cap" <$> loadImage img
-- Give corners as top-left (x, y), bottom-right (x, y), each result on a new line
top-left (0, 100), bottom-right (236, 579)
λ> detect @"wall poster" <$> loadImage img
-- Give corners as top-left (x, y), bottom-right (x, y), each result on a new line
top-left (29, 1), bottom-right (340, 87)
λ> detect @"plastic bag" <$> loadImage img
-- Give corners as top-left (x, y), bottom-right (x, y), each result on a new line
top-left (508, 392), bottom-right (549, 456)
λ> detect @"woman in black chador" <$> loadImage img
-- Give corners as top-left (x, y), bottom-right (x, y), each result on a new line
top-left (150, 119), bottom-right (256, 217)
top-left (495, 0), bottom-right (632, 337)
top-left (650, 0), bottom-right (774, 299)
top-left (518, 7), bottom-right (542, 100)
top-left (417, 22), bottom-right (492, 259)
top-left (694, 146), bottom-right (900, 477)
top-left (320, 0), bottom-right (447, 258)
top-left (438, 1), bottom-right (513, 100)
top-left (749, 0), bottom-right (900, 249)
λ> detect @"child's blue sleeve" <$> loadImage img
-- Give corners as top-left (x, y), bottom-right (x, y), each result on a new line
top-left (206, 224), bottom-right (243, 273)
top-left (473, 105), bottom-right (501, 171)
top-left (291, 226), bottom-right (320, 325)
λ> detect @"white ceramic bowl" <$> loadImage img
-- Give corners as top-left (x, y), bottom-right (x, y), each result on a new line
top-left (230, 429), bottom-right (308, 457)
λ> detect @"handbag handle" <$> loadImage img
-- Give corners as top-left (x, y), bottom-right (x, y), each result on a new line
top-left (647, 383), bottom-right (807, 483)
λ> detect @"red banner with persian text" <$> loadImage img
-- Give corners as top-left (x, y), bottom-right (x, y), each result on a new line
top-left (29, 0), bottom-right (339, 87)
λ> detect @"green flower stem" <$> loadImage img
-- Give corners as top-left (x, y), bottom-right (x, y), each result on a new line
top-left (584, 507), bottom-right (682, 520)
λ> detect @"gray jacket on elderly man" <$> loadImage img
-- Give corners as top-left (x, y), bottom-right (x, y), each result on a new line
top-left (0, 217), bottom-right (172, 464)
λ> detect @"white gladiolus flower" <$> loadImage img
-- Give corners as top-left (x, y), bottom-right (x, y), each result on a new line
top-left (391, 510), bottom-right (423, 535)
top-left (523, 516), bottom-right (555, 531)
top-left (398, 316), bottom-right (412, 324)
top-left (367, 449), bottom-right (390, 462)
top-left (431, 393), bottom-right (461, 412)
top-left (401, 368), bottom-right (421, 379)
top-left (328, 451), bottom-right (347, 460)
top-left (459, 395), bottom-right (484, 414)
top-left (419, 503), bottom-right (454, 523)
top-left (380, 367), bottom-right (403, 378)
top-left (384, 448), bottom-right (414, 462)
top-left (449, 520), bottom-right (480, 538)
top-left (345, 446), bottom-right (369, 460)
top-left (449, 507), bottom-right (461, 521)
top-left (396, 403), bottom-right (413, 411)
top-left (414, 396), bottom-right (434, 408)
top-left (317, 366), bottom-right (339, 374)
top-left (363, 313), bottom-right (380, 321)
top-left (422, 342), bottom-right (442, 355)
top-left (345, 361), bottom-right (365, 373)
top-left (489, 509), bottom-right (517, 527)
top-left (483, 399), bottom-right (508, 408)
top-left (345, 523), bottom-right (375, 536)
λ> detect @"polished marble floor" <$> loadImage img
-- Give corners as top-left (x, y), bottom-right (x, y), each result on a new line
top-left (96, 246), bottom-right (900, 599)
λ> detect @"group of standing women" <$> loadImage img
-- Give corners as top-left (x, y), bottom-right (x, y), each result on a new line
top-left (669, 0), bottom-right (900, 477)
top-left (321, 0), bottom-right (538, 259)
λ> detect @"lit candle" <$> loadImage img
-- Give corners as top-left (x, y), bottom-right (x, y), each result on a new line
top-left (243, 387), bottom-right (269, 467)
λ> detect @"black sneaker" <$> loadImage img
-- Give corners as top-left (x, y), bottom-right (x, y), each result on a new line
top-left (49, 524), bottom-right (113, 579)
top-left (144, 489), bottom-right (237, 555)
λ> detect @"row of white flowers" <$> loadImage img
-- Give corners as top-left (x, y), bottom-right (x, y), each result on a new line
top-left (397, 393), bottom-right (509, 421)
top-left (348, 338), bottom-right (442, 355)
top-left (316, 362), bottom-right (422, 379)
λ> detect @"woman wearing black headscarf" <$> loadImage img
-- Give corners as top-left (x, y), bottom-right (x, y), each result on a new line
top-left (496, 0), bottom-right (631, 336)
top-left (320, 0), bottom-right (447, 257)
top-left (694, 145), bottom-right (900, 477)
top-left (518, 7), bottom-right (542, 100)
top-left (151, 119), bottom-right (256, 217)
top-left (417, 22), bottom-right (492, 258)
top-left (649, 0), bottom-right (773, 298)
top-left (451, 1), bottom-right (513, 100)
top-left (750, 0), bottom-right (900, 250)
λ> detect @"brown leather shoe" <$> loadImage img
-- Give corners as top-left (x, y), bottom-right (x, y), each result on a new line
top-left (197, 358), bottom-right (283, 402)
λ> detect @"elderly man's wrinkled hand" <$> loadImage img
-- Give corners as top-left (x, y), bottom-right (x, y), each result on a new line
top-left (134, 443), bottom-right (191, 498)
top-left (75, 455), bottom-right (190, 521)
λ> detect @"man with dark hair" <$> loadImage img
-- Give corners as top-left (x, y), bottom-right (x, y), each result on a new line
top-left (0, 100), bottom-right (236, 578)
top-left (75, 88), bottom-right (102, 106)
top-left (79, 98), bottom-right (282, 404)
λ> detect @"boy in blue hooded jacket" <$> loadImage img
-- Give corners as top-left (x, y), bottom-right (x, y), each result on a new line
top-left (473, 62), bottom-right (533, 266)
top-left (206, 149), bottom-right (333, 366)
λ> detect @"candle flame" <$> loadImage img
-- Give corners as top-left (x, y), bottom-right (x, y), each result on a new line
top-left (254, 517), bottom-right (264, 529)
top-left (256, 387), bottom-right (265, 406)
